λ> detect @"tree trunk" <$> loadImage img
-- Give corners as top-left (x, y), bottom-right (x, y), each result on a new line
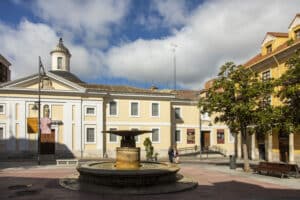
top-left (241, 126), bottom-right (250, 172)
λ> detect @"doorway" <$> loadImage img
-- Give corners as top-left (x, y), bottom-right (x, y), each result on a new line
top-left (256, 132), bottom-right (266, 160)
top-left (40, 129), bottom-right (55, 154)
top-left (201, 131), bottom-right (210, 151)
top-left (278, 131), bottom-right (289, 163)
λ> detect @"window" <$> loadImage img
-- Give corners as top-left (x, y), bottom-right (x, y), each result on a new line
top-left (0, 104), bottom-right (5, 114)
top-left (266, 45), bottom-right (272, 54)
top-left (295, 30), bottom-right (300, 39)
top-left (217, 129), bottom-right (225, 144)
top-left (109, 101), bottom-right (117, 116)
top-left (109, 128), bottom-right (117, 142)
top-left (0, 65), bottom-right (9, 82)
top-left (86, 127), bottom-right (95, 143)
top-left (152, 128), bottom-right (159, 143)
top-left (262, 70), bottom-right (270, 81)
top-left (57, 57), bottom-right (62, 69)
top-left (187, 129), bottom-right (195, 144)
top-left (85, 107), bottom-right (95, 115)
top-left (151, 103), bottom-right (159, 117)
top-left (0, 126), bottom-right (4, 140)
top-left (175, 107), bottom-right (181, 119)
top-left (130, 102), bottom-right (139, 116)
top-left (175, 130), bottom-right (181, 143)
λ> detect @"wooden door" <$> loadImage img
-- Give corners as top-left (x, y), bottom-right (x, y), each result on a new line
top-left (40, 129), bottom-right (55, 154)
top-left (201, 131), bottom-right (211, 151)
top-left (279, 137), bottom-right (289, 162)
top-left (204, 132), bottom-right (210, 150)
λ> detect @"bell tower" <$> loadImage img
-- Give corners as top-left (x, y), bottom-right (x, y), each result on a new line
top-left (50, 38), bottom-right (71, 72)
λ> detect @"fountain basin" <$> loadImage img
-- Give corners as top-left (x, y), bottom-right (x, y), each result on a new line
top-left (77, 161), bottom-right (180, 187)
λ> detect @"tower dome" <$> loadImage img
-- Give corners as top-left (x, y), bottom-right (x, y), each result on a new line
top-left (50, 38), bottom-right (71, 72)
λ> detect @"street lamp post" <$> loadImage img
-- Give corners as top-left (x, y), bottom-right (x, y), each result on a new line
top-left (36, 56), bottom-right (46, 165)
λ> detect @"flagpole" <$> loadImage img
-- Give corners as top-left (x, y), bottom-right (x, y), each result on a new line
top-left (37, 56), bottom-right (41, 165)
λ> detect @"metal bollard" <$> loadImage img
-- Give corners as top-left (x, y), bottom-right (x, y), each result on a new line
top-left (229, 155), bottom-right (236, 169)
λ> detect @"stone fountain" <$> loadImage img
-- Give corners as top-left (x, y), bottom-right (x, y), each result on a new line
top-left (60, 130), bottom-right (197, 194)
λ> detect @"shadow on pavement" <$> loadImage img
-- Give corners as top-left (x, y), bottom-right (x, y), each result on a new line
top-left (1, 175), bottom-right (300, 200)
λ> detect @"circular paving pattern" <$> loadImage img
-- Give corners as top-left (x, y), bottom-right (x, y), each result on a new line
top-left (59, 173), bottom-right (198, 195)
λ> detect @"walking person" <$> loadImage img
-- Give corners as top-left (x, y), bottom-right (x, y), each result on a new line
top-left (168, 146), bottom-right (174, 163)
top-left (173, 146), bottom-right (179, 163)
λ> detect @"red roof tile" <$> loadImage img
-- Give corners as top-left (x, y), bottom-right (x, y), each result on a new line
top-left (244, 40), bottom-right (294, 68)
top-left (266, 32), bottom-right (288, 37)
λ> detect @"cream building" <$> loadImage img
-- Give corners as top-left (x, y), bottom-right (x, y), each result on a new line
top-left (0, 38), bottom-right (202, 159)
top-left (199, 80), bottom-right (234, 157)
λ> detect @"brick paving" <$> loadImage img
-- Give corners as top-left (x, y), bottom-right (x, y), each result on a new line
top-left (0, 160), bottom-right (299, 200)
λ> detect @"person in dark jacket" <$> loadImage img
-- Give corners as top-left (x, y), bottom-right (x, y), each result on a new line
top-left (168, 146), bottom-right (174, 163)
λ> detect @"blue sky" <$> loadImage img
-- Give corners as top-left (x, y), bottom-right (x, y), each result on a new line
top-left (0, 0), bottom-right (300, 89)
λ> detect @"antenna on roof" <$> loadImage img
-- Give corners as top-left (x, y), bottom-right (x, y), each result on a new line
top-left (170, 43), bottom-right (178, 91)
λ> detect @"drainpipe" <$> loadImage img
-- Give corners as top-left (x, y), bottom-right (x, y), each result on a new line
top-left (80, 98), bottom-right (83, 159)
top-left (199, 110), bottom-right (202, 159)
top-left (272, 55), bottom-right (280, 66)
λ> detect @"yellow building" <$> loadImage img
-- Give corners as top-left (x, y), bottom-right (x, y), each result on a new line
top-left (0, 38), bottom-right (201, 159)
top-left (244, 13), bottom-right (300, 163)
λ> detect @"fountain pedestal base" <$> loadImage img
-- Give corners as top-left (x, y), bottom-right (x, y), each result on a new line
top-left (116, 147), bottom-right (140, 169)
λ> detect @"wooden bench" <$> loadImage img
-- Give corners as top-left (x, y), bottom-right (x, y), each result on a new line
top-left (254, 162), bottom-right (299, 178)
top-left (56, 159), bottom-right (78, 166)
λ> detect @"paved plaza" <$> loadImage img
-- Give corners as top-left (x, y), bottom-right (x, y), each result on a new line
top-left (0, 159), bottom-right (299, 200)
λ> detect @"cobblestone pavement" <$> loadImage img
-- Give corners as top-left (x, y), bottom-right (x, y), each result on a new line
top-left (0, 159), bottom-right (299, 200)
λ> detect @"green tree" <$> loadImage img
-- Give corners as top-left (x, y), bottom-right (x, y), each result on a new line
top-left (143, 137), bottom-right (154, 161)
top-left (276, 50), bottom-right (300, 132)
top-left (199, 62), bottom-right (274, 171)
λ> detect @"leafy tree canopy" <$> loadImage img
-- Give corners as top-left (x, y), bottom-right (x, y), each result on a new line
top-left (276, 50), bottom-right (300, 132)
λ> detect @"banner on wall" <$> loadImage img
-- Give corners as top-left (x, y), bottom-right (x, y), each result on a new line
top-left (187, 129), bottom-right (195, 144)
top-left (27, 117), bottom-right (38, 134)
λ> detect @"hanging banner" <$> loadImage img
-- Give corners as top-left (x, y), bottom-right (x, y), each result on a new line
top-left (187, 129), bottom-right (195, 144)
top-left (27, 117), bottom-right (38, 134)
top-left (41, 117), bottom-right (52, 134)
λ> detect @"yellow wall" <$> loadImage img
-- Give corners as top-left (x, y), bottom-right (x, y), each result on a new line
top-left (272, 132), bottom-right (279, 150)
top-left (289, 25), bottom-right (300, 40)
top-left (105, 125), bottom-right (171, 154)
top-left (27, 80), bottom-right (75, 91)
top-left (294, 133), bottom-right (300, 151)
top-left (84, 115), bottom-right (96, 121)
top-left (51, 105), bottom-right (63, 143)
top-left (106, 98), bottom-right (171, 123)
top-left (262, 37), bottom-right (288, 56)
top-left (85, 144), bottom-right (97, 150)
top-left (174, 103), bottom-right (200, 125)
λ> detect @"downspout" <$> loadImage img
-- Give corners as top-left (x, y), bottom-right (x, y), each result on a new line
top-left (272, 55), bottom-right (280, 66)
top-left (199, 109), bottom-right (202, 159)
top-left (80, 98), bottom-right (83, 159)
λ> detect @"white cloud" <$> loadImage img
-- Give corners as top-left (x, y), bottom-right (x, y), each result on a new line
top-left (3, 0), bottom-right (300, 90)
top-left (0, 20), bottom-right (105, 80)
top-left (152, 0), bottom-right (189, 27)
top-left (135, 0), bottom-right (189, 29)
top-left (32, 0), bottom-right (130, 48)
top-left (105, 0), bottom-right (300, 89)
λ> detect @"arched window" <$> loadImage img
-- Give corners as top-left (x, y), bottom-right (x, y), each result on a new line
top-left (57, 57), bottom-right (62, 69)
top-left (43, 104), bottom-right (50, 118)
